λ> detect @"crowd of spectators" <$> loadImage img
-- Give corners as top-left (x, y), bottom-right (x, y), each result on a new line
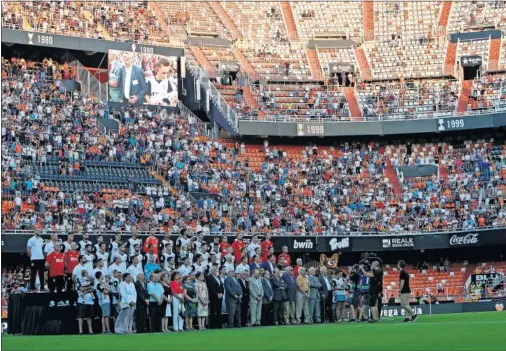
top-left (2, 56), bottom-right (506, 235)
top-left (469, 74), bottom-right (506, 111)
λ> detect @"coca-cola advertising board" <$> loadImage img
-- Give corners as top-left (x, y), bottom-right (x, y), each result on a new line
top-left (449, 233), bottom-right (480, 247)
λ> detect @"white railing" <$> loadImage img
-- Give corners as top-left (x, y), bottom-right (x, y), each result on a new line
top-left (1, 225), bottom-right (502, 237)
top-left (69, 60), bottom-right (108, 102)
top-left (238, 105), bottom-right (506, 123)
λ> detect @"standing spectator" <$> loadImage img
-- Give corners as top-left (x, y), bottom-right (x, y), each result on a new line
top-left (27, 229), bottom-right (45, 291)
top-left (294, 258), bottom-right (304, 276)
top-left (283, 266), bottom-right (297, 324)
top-left (333, 271), bottom-right (347, 322)
top-left (134, 273), bottom-right (149, 333)
top-left (183, 275), bottom-right (197, 331)
top-left (160, 272), bottom-right (172, 332)
top-left (278, 246), bottom-right (291, 267)
top-left (236, 256), bottom-right (250, 275)
top-left (262, 254), bottom-right (276, 275)
top-left (64, 243), bottom-right (79, 291)
top-left (238, 270), bottom-right (250, 326)
top-left (44, 233), bottom-right (58, 256)
top-left (95, 271), bottom-right (111, 334)
top-left (224, 270), bottom-right (242, 328)
top-left (206, 266), bottom-right (224, 329)
top-left (170, 272), bottom-right (185, 332)
top-left (249, 269), bottom-right (264, 326)
top-left (271, 268), bottom-right (286, 325)
top-left (195, 272), bottom-right (209, 330)
top-left (76, 270), bottom-right (94, 334)
top-left (45, 244), bottom-right (65, 293)
top-left (296, 267), bottom-right (310, 324)
top-left (261, 233), bottom-right (273, 262)
top-left (261, 270), bottom-right (274, 325)
top-left (115, 273), bottom-right (137, 334)
top-left (308, 267), bottom-right (322, 323)
top-left (144, 254), bottom-right (161, 278)
top-left (231, 233), bottom-right (246, 264)
top-left (319, 267), bottom-right (333, 322)
top-left (398, 260), bottom-right (417, 322)
top-left (127, 256), bottom-right (142, 282)
top-left (147, 272), bottom-right (164, 332)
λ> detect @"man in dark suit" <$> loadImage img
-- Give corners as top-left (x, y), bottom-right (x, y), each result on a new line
top-left (262, 254), bottom-right (276, 275)
top-left (261, 271), bottom-right (274, 325)
top-left (224, 270), bottom-right (242, 328)
top-left (238, 270), bottom-right (250, 326)
top-left (134, 273), bottom-right (149, 333)
top-left (249, 255), bottom-right (262, 273)
top-left (113, 52), bottom-right (147, 106)
top-left (271, 268), bottom-right (287, 325)
top-left (283, 266), bottom-right (297, 324)
top-left (319, 267), bottom-right (333, 322)
top-left (206, 266), bottom-right (224, 329)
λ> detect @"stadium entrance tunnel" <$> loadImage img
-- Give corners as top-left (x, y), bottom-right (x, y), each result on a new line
top-left (463, 63), bottom-right (480, 80)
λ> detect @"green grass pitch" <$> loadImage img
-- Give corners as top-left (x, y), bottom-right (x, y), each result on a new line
top-left (2, 312), bottom-right (505, 350)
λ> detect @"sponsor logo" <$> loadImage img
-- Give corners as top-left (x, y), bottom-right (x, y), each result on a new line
top-left (449, 233), bottom-right (479, 246)
top-left (380, 307), bottom-right (423, 318)
top-left (382, 237), bottom-right (414, 248)
top-left (475, 273), bottom-right (501, 282)
top-left (329, 237), bottom-right (350, 251)
top-left (496, 303), bottom-right (504, 312)
top-left (293, 239), bottom-right (314, 250)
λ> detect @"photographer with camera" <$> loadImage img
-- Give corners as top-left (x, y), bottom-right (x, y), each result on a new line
top-left (347, 265), bottom-right (361, 322)
top-left (359, 260), bottom-right (383, 323)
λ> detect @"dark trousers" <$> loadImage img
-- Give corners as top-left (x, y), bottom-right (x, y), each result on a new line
top-left (48, 275), bottom-right (64, 294)
top-left (240, 298), bottom-right (249, 326)
top-left (321, 294), bottom-right (333, 321)
top-left (226, 298), bottom-right (241, 328)
top-left (273, 300), bottom-right (285, 324)
top-left (261, 302), bottom-right (273, 325)
top-left (209, 297), bottom-right (223, 328)
top-left (149, 302), bottom-right (163, 332)
top-left (65, 273), bottom-right (74, 291)
top-left (30, 259), bottom-right (45, 290)
top-left (136, 305), bottom-right (148, 333)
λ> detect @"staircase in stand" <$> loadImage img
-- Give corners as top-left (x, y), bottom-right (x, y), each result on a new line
top-left (279, 1), bottom-right (299, 41)
top-left (355, 48), bottom-right (372, 80)
top-left (233, 48), bottom-right (255, 77)
top-left (457, 80), bottom-right (473, 113)
top-left (444, 42), bottom-right (457, 76)
top-left (386, 162), bottom-right (403, 196)
top-left (82, 10), bottom-right (111, 40)
top-left (439, 1), bottom-right (452, 35)
top-left (149, 2), bottom-right (169, 33)
top-left (342, 87), bottom-right (362, 120)
top-left (488, 38), bottom-right (502, 71)
top-left (210, 2), bottom-right (242, 40)
top-left (306, 48), bottom-right (323, 80)
top-left (243, 85), bottom-right (259, 111)
top-left (189, 46), bottom-right (216, 76)
top-left (363, 1), bottom-right (374, 41)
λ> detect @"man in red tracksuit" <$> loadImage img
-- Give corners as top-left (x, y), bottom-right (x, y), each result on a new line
top-left (64, 242), bottom-right (80, 291)
top-left (231, 233), bottom-right (246, 264)
top-left (261, 233), bottom-right (274, 262)
top-left (46, 243), bottom-right (65, 293)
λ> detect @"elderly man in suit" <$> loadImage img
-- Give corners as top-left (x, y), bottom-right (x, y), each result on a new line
top-left (295, 267), bottom-right (310, 324)
top-left (271, 268), bottom-right (287, 325)
top-left (249, 269), bottom-right (263, 326)
top-left (261, 270), bottom-right (274, 325)
top-left (224, 270), bottom-right (243, 328)
top-left (319, 266), bottom-right (333, 322)
top-left (134, 273), bottom-right (149, 333)
top-left (206, 266), bottom-right (224, 329)
top-left (111, 52), bottom-right (147, 106)
top-left (308, 267), bottom-right (322, 323)
top-left (283, 266), bottom-right (297, 324)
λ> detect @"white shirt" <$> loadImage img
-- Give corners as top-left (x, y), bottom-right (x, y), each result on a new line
top-left (126, 264), bottom-right (142, 282)
top-left (72, 264), bottom-right (87, 279)
top-left (109, 263), bottom-right (124, 276)
top-left (224, 261), bottom-right (235, 274)
top-left (78, 240), bottom-right (92, 255)
top-left (92, 267), bottom-right (106, 280)
top-left (44, 240), bottom-right (57, 255)
top-left (128, 238), bottom-right (142, 256)
top-left (235, 263), bottom-right (250, 275)
top-left (27, 236), bottom-right (44, 260)
top-left (83, 253), bottom-right (95, 275)
top-left (119, 281), bottom-right (137, 305)
top-left (96, 251), bottom-right (109, 269)
top-left (178, 264), bottom-right (192, 277)
top-left (247, 242), bottom-right (260, 259)
top-left (124, 65), bottom-right (133, 98)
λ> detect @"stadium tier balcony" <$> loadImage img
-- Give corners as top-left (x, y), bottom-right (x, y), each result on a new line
top-left (468, 74), bottom-right (506, 111)
top-left (456, 38), bottom-right (491, 71)
top-left (356, 80), bottom-right (459, 119)
top-left (157, 2), bottom-right (232, 39)
top-left (446, 1), bottom-right (506, 34)
top-left (290, 1), bottom-right (363, 41)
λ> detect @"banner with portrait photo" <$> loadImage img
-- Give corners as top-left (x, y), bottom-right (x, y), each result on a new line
top-left (108, 49), bottom-right (178, 107)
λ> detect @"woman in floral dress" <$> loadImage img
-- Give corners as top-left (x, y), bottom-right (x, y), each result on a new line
top-left (195, 272), bottom-right (209, 330)
top-left (183, 275), bottom-right (197, 330)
